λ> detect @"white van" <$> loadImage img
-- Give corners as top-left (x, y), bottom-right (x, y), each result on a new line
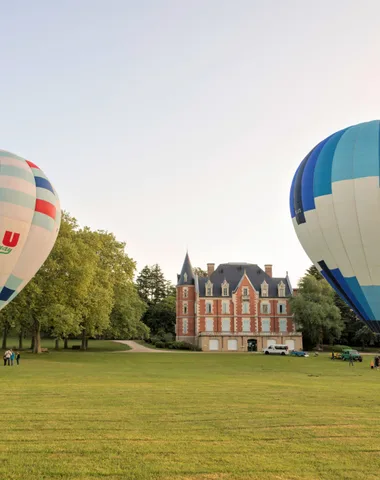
top-left (263, 344), bottom-right (289, 355)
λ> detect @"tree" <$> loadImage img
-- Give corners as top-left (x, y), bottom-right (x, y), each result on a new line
top-left (77, 229), bottom-right (137, 349)
top-left (194, 267), bottom-right (207, 278)
top-left (290, 275), bottom-right (343, 349)
top-left (107, 283), bottom-right (149, 339)
top-left (305, 265), bottom-right (323, 281)
top-left (143, 295), bottom-right (176, 336)
top-left (136, 265), bottom-right (170, 306)
top-left (354, 326), bottom-right (379, 349)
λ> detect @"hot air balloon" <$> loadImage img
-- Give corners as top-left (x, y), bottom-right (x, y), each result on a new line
top-left (0, 150), bottom-right (60, 310)
top-left (290, 120), bottom-right (380, 333)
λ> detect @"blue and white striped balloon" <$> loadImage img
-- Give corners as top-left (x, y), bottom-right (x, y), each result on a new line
top-left (290, 120), bottom-right (380, 333)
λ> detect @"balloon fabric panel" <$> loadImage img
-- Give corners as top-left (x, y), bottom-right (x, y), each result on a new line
top-left (0, 150), bottom-right (60, 310)
top-left (290, 120), bottom-right (380, 332)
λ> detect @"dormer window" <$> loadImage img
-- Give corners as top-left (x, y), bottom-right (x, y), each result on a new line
top-left (221, 280), bottom-right (229, 296)
top-left (205, 280), bottom-right (213, 296)
top-left (278, 281), bottom-right (286, 297)
top-left (184, 273), bottom-right (188, 282)
top-left (261, 280), bottom-right (268, 297)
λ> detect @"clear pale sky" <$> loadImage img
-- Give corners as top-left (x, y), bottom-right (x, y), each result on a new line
top-left (1, 0), bottom-right (380, 287)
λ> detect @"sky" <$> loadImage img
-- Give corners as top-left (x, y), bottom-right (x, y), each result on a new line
top-left (1, 0), bottom-right (380, 287)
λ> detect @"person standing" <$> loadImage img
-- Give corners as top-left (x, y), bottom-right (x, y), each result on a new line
top-left (10, 350), bottom-right (15, 366)
top-left (4, 349), bottom-right (11, 366)
top-left (16, 351), bottom-right (20, 366)
top-left (349, 352), bottom-right (354, 367)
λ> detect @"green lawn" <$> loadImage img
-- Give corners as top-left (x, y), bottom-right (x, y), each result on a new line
top-left (1, 350), bottom-right (380, 480)
top-left (3, 337), bottom-right (130, 352)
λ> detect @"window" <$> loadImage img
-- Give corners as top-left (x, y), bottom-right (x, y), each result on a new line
top-left (183, 318), bottom-right (188, 334)
top-left (183, 288), bottom-right (188, 298)
top-left (222, 281), bottom-right (229, 296)
top-left (205, 280), bottom-right (213, 296)
top-left (206, 302), bottom-right (212, 314)
top-left (243, 287), bottom-right (248, 296)
top-left (279, 319), bottom-right (287, 332)
top-left (222, 301), bottom-right (229, 314)
top-left (222, 318), bottom-right (230, 332)
top-left (206, 318), bottom-right (214, 331)
top-left (261, 281), bottom-right (268, 297)
top-left (183, 303), bottom-right (188, 314)
top-left (278, 303), bottom-right (286, 314)
top-left (261, 318), bottom-right (270, 332)
top-left (242, 302), bottom-right (249, 314)
top-left (184, 273), bottom-right (188, 282)
top-left (261, 303), bottom-right (270, 314)
top-left (278, 281), bottom-right (286, 297)
top-left (242, 319), bottom-right (250, 332)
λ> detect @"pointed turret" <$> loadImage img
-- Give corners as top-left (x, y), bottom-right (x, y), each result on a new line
top-left (177, 252), bottom-right (195, 285)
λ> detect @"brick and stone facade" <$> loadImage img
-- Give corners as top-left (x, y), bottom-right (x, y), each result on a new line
top-left (176, 254), bottom-right (302, 352)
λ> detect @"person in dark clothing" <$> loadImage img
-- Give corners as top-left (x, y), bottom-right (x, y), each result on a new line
top-left (375, 356), bottom-right (380, 370)
top-left (16, 352), bottom-right (20, 366)
top-left (349, 353), bottom-right (354, 366)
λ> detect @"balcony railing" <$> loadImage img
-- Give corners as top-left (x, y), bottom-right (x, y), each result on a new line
top-left (242, 294), bottom-right (250, 300)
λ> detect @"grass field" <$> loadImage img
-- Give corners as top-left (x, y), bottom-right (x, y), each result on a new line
top-left (1, 346), bottom-right (380, 480)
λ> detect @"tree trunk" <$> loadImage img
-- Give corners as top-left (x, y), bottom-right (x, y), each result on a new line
top-left (81, 329), bottom-right (87, 350)
top-left (31, 336), bottom-right (34, 350)
top-left (64, 338), bottom-right (68, 349)
top-left (55, 338), bottom-right (60, 350)
top-left (2, 324), bottom-right (8, 350)
top-left (18, 330), bottom-right (23, 349)
top-left (86, 337), bottom-right (89, 349)
top-left (32, 321), bottom-right (42, 354)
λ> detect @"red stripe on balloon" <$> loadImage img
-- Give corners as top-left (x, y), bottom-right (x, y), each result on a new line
top-left (26, 160), bottom-right (39, 169)
top-left (35, 199), bottom-right (56, 219)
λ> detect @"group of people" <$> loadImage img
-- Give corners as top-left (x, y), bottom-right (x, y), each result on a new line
top-left (3, 349), bottom-right (20, 366)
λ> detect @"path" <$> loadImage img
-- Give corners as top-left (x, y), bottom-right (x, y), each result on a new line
top-left (113, 340), bottom-right (172, 352)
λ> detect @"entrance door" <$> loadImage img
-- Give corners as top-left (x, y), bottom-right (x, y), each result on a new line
top-left (209, 339), bottom-right (219, 351)
top-left (286, 339), bottom-right (295, 351)
top-left (247, 339), bottom-right (257, 352)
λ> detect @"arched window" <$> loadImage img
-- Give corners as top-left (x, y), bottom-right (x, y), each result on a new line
top-left (221, 280), bottom-right (229, 296)
top-left (205, 280), bottom-right (213, 296)
top-left (261, 280), bottom-right (268, 297)
top-left (278, 281), bottom-right (286, 297)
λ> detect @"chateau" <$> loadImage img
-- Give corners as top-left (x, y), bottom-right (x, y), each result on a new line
top-left (176, 253), bottom-right (302, 352)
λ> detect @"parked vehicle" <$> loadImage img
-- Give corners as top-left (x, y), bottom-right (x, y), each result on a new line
top-left (331, 352), bottom-right (342, 360)
top-left (341, 349), bottom-right (362, 362)
top-left (290, 350), bottom-right (309, 357)
top-left (263, 344), bottom-right (289, 355)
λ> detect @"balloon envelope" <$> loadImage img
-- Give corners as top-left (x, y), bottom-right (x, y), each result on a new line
top-left (290, 120), bottom-right (380, 333)
top-left (0, 150), bottom-right (60, 310)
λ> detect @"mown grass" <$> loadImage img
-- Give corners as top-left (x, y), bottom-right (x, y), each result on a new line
top-left (1, 350), bottom-right (380, 480)
top-left (3, 337), bottom-right (130, 352)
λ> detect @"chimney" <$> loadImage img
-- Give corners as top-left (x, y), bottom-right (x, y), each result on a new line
top-left (265, 264), bottom-right (272, 277)
top-left (207, 263), bottom-right (215, 277)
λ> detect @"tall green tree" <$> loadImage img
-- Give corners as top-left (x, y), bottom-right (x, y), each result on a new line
top-left (107, 282), bottom-right (149, 339)
top-left (77, 229), bottom-right (137, 349)
top-left (136, 265), bottom-right (170, 306)
top-left (290, 275), bottom-right (343, 349)
top-left (143, 295), bottom-right (176, 336)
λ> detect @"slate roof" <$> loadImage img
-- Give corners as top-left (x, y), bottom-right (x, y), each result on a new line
top-left (196, 263), bottom-right (292, 297)
top-left (177, 253), bottom-right (195, 285)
